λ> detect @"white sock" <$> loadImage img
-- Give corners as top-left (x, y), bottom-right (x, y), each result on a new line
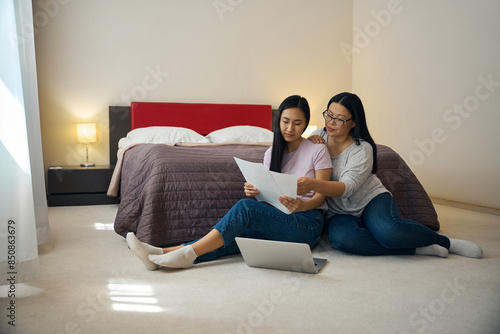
top-left (415, 244), bottom-right (449, 258)
top-left (148, 245), bottom-right (198, 269)
top-left (449, 239), bottom-right (483, 258)
top-left (126, 232), bottom-right (163, 270)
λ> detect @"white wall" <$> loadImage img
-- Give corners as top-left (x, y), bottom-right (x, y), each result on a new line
top-left (34, 0), bottom-right (500, 209)
top-left (33, 0), bottom-right (352, 172)
top-left (351, 0), bottom-right (500, 209)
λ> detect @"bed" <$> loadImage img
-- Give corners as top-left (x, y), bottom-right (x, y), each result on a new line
top-left (107, 102), bottom-right (440, 247)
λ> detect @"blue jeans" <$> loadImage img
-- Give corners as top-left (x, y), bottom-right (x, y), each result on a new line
top-left (327, 193), bottom-right (450, 255)
top-left (190, 198), bottom-right (324, 263)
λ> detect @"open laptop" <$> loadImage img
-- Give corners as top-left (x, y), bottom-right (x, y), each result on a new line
top-left (235, 237), bottom-right (327, 274)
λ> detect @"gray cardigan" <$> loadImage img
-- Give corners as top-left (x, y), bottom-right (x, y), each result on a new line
top-left (311, 128), bottom-right (388, 218)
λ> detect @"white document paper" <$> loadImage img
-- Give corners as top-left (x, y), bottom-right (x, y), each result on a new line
top-left (234, 157), bottom-right (297, 214)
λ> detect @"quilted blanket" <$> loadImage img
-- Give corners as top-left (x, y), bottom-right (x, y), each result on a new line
top-left (376, 145), bottom-right (439, 231)
top-left (111, 143), bottom-right (439, 247)
top-left (112, 143), bottom-right (270, 246)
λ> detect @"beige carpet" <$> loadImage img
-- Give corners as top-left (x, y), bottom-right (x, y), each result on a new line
top-left (1, 203), bottom-right (499, 334)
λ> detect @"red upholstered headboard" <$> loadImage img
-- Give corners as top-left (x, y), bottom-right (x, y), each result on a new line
top-left (131, 102), bottom-right (272, 135)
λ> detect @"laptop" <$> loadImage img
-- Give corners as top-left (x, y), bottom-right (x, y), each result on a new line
top-left (235, 237), bottom-right (327, 274)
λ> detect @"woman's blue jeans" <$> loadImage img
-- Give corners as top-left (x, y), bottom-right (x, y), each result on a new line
top-left (190, 198), bottom-right (324, 263)
top-left (327, 193), bottom-right (450, 255)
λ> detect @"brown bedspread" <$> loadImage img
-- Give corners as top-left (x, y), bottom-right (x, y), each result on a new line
top-left (112, 143), bottom-right (439, 247)
top-left (113, 144), bottom-right (270, 246)
top-left (376, 145), bottom-right (439, 231)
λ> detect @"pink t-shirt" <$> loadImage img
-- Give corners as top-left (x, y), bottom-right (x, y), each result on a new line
top-left (263, 139), bottom-right (332, 210)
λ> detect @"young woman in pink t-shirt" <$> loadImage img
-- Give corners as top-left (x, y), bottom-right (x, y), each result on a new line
top-left (126, 95), bottom-right (332, 270)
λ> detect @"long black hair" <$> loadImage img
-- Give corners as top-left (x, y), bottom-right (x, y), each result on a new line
top-left (269, 95), bottom-right (310, 173)
top-left (327, 92), bottom-right (378, 173)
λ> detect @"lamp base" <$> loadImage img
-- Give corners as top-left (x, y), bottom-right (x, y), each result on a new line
top-left (81, 143), bottom-right (95, 167)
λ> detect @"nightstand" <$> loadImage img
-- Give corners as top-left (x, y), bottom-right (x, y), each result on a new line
top-left (47, 165), bottom-right (120, 206)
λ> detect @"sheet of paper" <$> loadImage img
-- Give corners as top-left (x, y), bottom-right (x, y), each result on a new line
top-left (234, 157), bottom-right (297, 214)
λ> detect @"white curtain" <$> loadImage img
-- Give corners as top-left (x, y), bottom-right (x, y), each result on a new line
top-left (0, 0), bottom-right (50, 284)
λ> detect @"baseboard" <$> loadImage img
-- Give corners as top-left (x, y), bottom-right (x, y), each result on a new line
top-left (430, 197), bottom-right (500, 216)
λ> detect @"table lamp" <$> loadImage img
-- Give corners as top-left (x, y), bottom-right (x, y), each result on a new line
top-left (77, 123), bottom-right (97, 167)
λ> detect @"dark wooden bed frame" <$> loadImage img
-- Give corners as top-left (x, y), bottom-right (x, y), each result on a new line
top-left (109, 106), bottom-right (131, 166)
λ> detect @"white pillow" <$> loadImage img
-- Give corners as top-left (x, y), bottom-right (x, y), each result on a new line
top-left (118, 137), bottom-right (133, 149)
top-left (206, 126), bottom-right (273, 143)
top-left (125, 126), bottom-right (209, 145)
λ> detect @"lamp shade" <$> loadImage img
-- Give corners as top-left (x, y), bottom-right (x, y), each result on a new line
top-left (77, 123), bottom-right (97, 143)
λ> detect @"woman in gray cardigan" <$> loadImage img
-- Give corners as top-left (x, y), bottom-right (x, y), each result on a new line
top-left (299, 92), bottom-right (482, 258)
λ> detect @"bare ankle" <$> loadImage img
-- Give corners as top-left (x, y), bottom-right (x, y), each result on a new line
top-left (163, 245), bottom-right (184, 254)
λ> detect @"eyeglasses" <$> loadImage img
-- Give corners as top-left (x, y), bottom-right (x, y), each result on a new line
top-left (323, 110), bottom-right (353, 126)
